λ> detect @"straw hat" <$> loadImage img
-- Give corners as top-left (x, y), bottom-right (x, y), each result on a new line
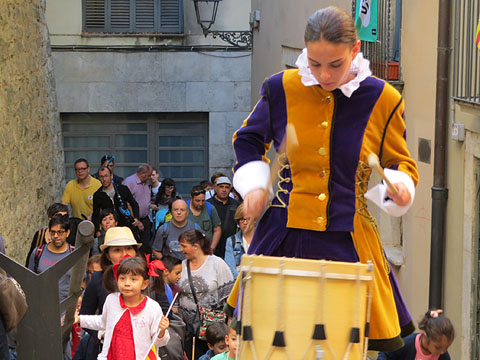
top-left (100, 227), bottom-right (141, 251)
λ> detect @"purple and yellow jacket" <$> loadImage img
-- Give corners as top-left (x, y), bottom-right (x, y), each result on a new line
top-left (229, 69), bottom-right (419, 350)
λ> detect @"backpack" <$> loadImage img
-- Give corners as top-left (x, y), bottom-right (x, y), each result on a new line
top-left (33, 243), bottom-right (74, 273)
top-left (231, 229), bottom-right (242, 249)
top-left (186, 200), bottom-right (213, 220)
top-left (155, 208), bottom-right (172, 231)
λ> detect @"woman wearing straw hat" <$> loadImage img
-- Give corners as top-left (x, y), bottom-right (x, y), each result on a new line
top-left (78, 227), bottom-right (142, 360)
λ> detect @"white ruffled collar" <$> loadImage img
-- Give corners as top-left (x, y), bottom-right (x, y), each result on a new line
top-left (295, 48), bottom-right (372, 98)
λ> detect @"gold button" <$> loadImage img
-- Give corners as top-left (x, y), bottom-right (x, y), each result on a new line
top-left (318, 193), bottom-right (326, 201)
top-left (316, 216), bottom-right (325, 225)
top-left (320, 171), bottom-right (326, 178)
top-left (318, 147), bottom-right (327, 156)
top-left (325, 96), bottom-right (332, 104)
top-left (321, 121), bottom-right (329, 129)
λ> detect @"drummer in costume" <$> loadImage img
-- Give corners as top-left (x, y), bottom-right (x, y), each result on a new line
top-left (227, 6), bottom-right (419, 352)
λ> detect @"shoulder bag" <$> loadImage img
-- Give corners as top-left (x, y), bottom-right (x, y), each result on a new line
top-left (0, 273), bottom-right (28, 332)
top-left (157, 312), bottom-right (187, 360)
top-left (186, 260), bottom-right (226, 340)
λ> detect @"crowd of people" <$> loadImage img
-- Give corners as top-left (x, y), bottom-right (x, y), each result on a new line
top-left (1, 5), bottom-right (458, 360)
top-left (19, 154), bottom-right (246, 360)
top-left (13, 154), bottom-right (453, 360)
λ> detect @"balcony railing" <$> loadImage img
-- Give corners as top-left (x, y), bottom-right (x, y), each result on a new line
top-left (352, 0), bottom-right (401, 82)
top-left (452, 0), bottom-right (480, 105)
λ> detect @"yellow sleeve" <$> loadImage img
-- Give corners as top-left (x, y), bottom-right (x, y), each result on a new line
top-left (378, 85), bottom-right (419, 186)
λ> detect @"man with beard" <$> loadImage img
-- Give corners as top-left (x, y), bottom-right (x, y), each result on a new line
top-left (207, 177), bottom-right (240, 259)
top-left (92, 166), bottom-right (140, 237)
top-left (27, 214), bottom-right (73, 301)
top-left (187, 185), bottom-right (221, 250)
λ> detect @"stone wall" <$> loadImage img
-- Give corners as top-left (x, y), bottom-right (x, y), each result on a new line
top-left (0, 0), bottom-right (64, 261)
top-left (53, 50), bottom-right (251, 180)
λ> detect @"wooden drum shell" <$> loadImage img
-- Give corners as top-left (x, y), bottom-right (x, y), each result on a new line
top-left (238, 255), bottom-right (374, 360)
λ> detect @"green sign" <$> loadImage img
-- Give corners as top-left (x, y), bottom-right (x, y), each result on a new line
top-left (355, 0), bottom-right (378, 42)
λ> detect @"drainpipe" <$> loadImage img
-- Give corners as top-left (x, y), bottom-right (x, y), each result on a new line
top-left (428, 0), bottom-right (452, 310)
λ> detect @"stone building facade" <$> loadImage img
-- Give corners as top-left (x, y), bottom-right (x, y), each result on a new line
top-left (46, 0), bottom-right (252, 196)
top-left (0, 0), bottom-right (64, 260)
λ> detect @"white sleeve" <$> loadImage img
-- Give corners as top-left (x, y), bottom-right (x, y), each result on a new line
top-left (79, 314), bottom-right (104, 331)
top-left (155, 329), bottom-right (170, 348)
top-left (364, 169), bottom-right (416, 217)
top-left (233, 161), bottom-right (271, 199)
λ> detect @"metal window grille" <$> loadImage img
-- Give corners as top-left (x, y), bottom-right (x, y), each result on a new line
top-left (452, 0), bottom-right (480, 105)
top-left (61, 112), bottom-right (208, 197)
top-left (352, 0), bottom-right (401, 81)
top-left (83, 0), bottom-right (183, 34)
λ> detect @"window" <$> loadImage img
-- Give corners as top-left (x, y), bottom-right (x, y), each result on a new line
top-left (83, 0), bottom-right (183, 34)
top-left (61, 112), bottom-right (208, 196)
top-left (352, 0), bottom-right (401, 81)
top-left (452, 0), bottom-right (480, 105)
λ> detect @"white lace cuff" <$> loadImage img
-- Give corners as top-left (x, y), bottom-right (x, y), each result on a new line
top-left (364, 169), bottom-right (416, 217)
top-left (233, 161), bottom-right (271, 199)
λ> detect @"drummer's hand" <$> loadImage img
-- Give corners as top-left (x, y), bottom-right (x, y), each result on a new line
top-left (244, 188), bottom-right (269, 221)
top-left (386, 182), bottom-right (411, 206)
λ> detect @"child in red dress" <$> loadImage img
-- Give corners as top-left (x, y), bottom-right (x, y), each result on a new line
top-left (78, 256), bottom-right (170, 360)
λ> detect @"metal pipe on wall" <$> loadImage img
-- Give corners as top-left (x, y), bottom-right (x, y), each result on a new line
top-left (428, 0), bottom-right (452, 310)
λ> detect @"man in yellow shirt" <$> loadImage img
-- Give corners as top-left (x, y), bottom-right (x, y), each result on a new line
top-left (62, 158), bottom-right (101, 220)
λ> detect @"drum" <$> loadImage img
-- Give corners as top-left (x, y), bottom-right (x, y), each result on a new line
top-left (237, 255), bottom-right (374, 360)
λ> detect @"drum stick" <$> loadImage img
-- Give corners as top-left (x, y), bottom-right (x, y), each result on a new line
top-left (245, 124), bottom-right (298, 234)
top-left (367, 153), bottom-right (398, 195)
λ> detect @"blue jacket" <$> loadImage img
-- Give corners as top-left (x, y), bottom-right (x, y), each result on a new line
top-left (199, 349), bottom-right (214, 360)
top-left (224, 231), bottom-right (245, 279)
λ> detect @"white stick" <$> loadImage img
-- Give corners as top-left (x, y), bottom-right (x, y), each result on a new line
top-left (143, 293), bottom-right (178, 360)
top-left (165, 292), bottom-right (178, 318)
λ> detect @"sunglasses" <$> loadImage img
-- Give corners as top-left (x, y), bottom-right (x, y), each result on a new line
top-left (192, 190), bottom-right (206, 196)
top-left (104, 154), bottom-right (115, 164)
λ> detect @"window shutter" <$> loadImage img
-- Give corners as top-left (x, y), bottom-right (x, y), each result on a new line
top-left (135, 0), bottom-right (155, 32)
top-left (110, 0), bottom-right (132, 32)
top-left (83, 0), bottom-right (183, 33)
top-left (84, 0), bottom-right (106, 31)
top-left (159, 0), bottom-right (183, 33)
